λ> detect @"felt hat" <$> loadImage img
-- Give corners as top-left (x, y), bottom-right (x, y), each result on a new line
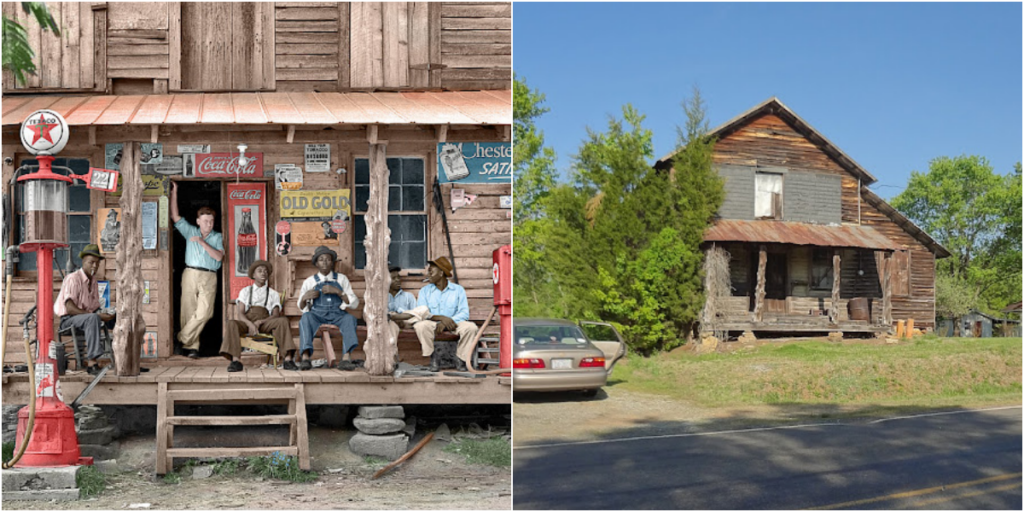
top-left (78, 244), bottom-right (104, 261)
top-left (311, 246), bottom-right (338, 264)
top-left (389, 265), bottom-right (402, 273)
top-left (428, 256), bottom-right (453, 278)
top-left (247, 259), bottom-right (272, 280)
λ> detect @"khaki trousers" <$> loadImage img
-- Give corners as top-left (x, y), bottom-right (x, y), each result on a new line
top-left (387, 305), bottom-right (431, 354)
top-left (221, 306), bottom-right (296, 360)
top-left (413, 320), bottom-right (479, 363)
top-left (178, 268), bottom-right (218, 350)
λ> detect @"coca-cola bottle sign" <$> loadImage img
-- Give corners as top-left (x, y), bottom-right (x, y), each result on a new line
top-left (196, 153), bottom-right (263, 177)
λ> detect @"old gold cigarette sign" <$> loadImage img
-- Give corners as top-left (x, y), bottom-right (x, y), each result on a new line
top-left (279, 189), bottom-right (351, 220)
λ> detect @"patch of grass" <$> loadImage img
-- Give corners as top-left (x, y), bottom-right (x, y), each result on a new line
top-left (212, 459), bottom-right (240, 476)
top-left (162, 472), bottom-right (181, 485)
top-left (3, 441), bottom-right (14, 465)
top-left (613, 336), bottom-right (1022, 409)
top-left (443, 438), bottom-right (511, 467)
top-left (363, 456), bottom-right (389, 466)
top-left (246, 452), bottom-right (318, 483)
top-left (76, 465), bottom-right (106, 497)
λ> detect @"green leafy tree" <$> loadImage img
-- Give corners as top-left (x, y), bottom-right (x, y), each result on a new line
top-left (891, 155), bottom-right (1021, 315)
top-left (2, 2), bottom-right (59, 86)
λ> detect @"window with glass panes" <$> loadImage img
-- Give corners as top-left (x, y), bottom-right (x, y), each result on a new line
top-left (354, 157), bottom-right (426, 270)
top-left (15, 158), bottom-right (93, 272)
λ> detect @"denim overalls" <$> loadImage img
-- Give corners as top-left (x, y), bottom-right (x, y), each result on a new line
top-left (298, 273), bottom-right (359, 356)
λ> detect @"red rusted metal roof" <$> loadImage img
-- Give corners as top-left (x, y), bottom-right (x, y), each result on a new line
top-left (704, 219), bottom-right (901, 251)
top-left (1002, 301), bottom-right (1022, 314)
top-left (1, 91), bottom-right (509, 127)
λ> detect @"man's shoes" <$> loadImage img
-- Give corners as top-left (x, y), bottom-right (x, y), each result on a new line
top-left (86, 365), bottom-right (102, 376)
top-left (336, 360), bottom-right (357, 371)
top-left (456, 359), bottom-right (468, 372)
top-left (298, 359), bottom-right (312, 371)
top-left (185, 349), bottom-right (199, 359)
top-left (227, 360), bottom-right (243, 372)
top-left (428, 352), bottom-right (440, 373)
top-left (282, 360), bottom-right (299, 371)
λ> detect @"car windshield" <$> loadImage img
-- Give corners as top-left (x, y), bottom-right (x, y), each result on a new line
top-left (515, 325), bottom-right (589, 346)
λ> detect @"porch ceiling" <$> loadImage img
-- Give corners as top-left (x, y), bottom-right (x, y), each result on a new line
top-left (1, 90), bottom-right (511, 127)
top-left (704, 219), bottom-right (901, 251)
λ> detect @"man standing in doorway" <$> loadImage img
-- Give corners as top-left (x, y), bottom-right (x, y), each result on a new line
top-left (171, 181), bottom-right (224, 358)
top-left (413, 257), bottom-right (478, 372)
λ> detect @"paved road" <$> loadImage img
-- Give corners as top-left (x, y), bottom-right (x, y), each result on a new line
top-left (513, 407), bottom-right (1022, 509)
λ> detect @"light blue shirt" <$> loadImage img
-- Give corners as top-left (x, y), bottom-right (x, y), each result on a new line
top-left (417, 282), bottom-right (469, 324)
top-left (174, 218), bottom-right (224, 270)
top-left (388, 289), bottom-right (417, 314)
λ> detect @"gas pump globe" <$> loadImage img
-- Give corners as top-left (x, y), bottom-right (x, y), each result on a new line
top-left (13, 109), bottom-right (91, 468)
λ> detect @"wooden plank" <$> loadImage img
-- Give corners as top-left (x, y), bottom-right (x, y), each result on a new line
top-left (2, 2), bottom-right (16, 88)
top-left (428, 2), bottom-right (441, 88)
top-left (167, 387), bottom-right (297, 402)
top-left (192, 366), bottom-right (215, 383)
top-left (277, 54), bottom-right (339, 69)
top-left (107, 3), bottom-right (169, 31)
top-left (441, 43), bottom-right (511, 56)
top-left (275, 68), bottom-right (339, 81)
top-left (441, 30), bottom-right (510, 45)
top-left (94, 7), bottom-right (106, 91)
top-left (275, 44), bottom-right (338, 55)
top-left (168, 2), bottom-right (181, 90)
top-left (295, 384), bottom-right (310, 470)
top-left (441, 54), bottom-right (510, 69)
top-left (382, 2), bottom-right (409, 88)
top-left (166, 446), bottom-right (298, 458)
top-left (204, 3), bottom-right (232, 90)
top-left (276, 32), bottom-right (340, 44)
top-left (156, 382), bottom-right (170, 474)
top-left (275, 20), bottom-right (338, 32)
top-left (337, 2), bottom-right (349, 90)
top-left (166, 415), bottom-right (297, 426)
top-left (21, 2), bottom-right (41, 88)
top-left (350, 2), bottom-right (383, 89)
top-left (441, 17), bottom-right (510, 30)
top-left (262, 368), bottom-right (286, 383)
top-left (232, 2), bottom-right (257, 90)
top-left (62, 1), bottom-right (82, 89)
top-left (260, 2), bottom-right (275, 90)
top-left (107, 68), bottom-right (170, 79)
top-left (108, 44), bottom-right (170, 56)
top-left (275, 7), bottom-right (339, 21)
top-left (106, 36), bottom-right (168, 45)
top-left (440, 3), bottom-right (511, 18)
top-left (174, 366), bottom-right (202, 383)
top-left (409, 2), bottom-right (430, 88)
top-left (107, 55), bottom-right (170, 69)
top-left (40, 2), bottom-right (62, 88)
top-left (107, 29), bottom-right (167, 40)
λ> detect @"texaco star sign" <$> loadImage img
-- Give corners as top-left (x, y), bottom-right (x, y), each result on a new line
top-left (20, 109), bottom-right (70, 155)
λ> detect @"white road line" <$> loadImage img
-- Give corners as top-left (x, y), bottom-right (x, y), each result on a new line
top-left (513, 405), bottom-right (1023, 451)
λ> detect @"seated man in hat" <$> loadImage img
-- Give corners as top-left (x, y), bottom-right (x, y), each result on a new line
top-left (413, 257), bottom-right (478, 372)
top-left (221, 260), bottom-right (298, 372)
top-left (297, 246), bottom-right (360, 371)
top-left (387, 265), bottom-right (422, 354)
top-left (53, 244), bottom-right (115, 375)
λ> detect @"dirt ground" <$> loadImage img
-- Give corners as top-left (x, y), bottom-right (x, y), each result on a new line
top-left (5, 427), bottom-right (511, 510)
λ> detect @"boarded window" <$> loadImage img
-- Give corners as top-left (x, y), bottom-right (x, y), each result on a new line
top-left (892, 250), bottom-right (911, 297)
top-left (755, 172), bottom-right (782, 219)
top-left (354, 157), bottom-right (427, 271)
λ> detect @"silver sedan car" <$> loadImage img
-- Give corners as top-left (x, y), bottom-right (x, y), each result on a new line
top-left (513, 318), bottom-right (626, 397)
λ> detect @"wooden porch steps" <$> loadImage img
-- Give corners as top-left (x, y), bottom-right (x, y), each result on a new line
top-left (156, 382), bottom-right (309, 475)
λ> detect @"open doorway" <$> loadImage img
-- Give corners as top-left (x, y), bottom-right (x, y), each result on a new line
top-left (172, 180), bottom-right (224, 358)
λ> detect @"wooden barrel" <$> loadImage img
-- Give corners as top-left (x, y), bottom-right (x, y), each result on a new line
top-left (848, 297), bottom-right (870, 321)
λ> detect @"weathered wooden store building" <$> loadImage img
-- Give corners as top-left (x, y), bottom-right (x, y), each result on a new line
top-left (656, 98), bottom-right (950, 337)
top-left (2, 0), bottom-right (512, 424)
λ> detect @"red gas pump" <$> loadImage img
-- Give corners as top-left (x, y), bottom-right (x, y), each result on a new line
top-left (12, 110), bottom-right (92, 467)
top-left (492, 245), bottom-right (512, 374)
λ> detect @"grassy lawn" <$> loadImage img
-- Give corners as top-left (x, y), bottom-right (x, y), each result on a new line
top-left (611, 336), bottom-right (1022, 411)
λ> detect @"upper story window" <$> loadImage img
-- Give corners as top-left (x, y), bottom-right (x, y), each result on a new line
top-left (353, 157), bottom-right (427, 271)
top-left (755, 172), bottom-right (783, 219)
top-left (14, 158), bottom-right (93, 272)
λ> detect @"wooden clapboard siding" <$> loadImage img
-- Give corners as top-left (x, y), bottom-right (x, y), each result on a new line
top-left (274, 3), bottom-right (340, 89)
top-left (2, 2), bottom-right (99, 91)
top-left (439, 2), bottom-right (511, 90)
top-left (180, 3), bottom-right (273, 91)
top-left (105, 3), bottom-right (170, 81)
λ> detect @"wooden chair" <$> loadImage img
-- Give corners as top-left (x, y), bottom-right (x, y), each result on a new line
top-left (57, 321), bottom-right (113, 371)
top-left (229, 300), bottom-right (280, 367)
top-left (314, 325), bottom-right (339, 368)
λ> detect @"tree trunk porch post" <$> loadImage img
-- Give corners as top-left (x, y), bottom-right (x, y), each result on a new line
top-left (113, 143), bottom-right (144, 376)
top-left (753, 245), bottom-right (767, 322)
top-left (363, 141), bottom-right (395, 376)
top-left (829, 250), bottom-right (841, 325)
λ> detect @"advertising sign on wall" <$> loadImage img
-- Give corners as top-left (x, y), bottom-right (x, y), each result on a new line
top-left (96, 208), bottom-right (121, 254)
top-left (227, 183), bottom-right (267, 299)
top-left (437, 142), bottom-right (512, 184)
top-left (196, 152), bottom-right (265, 178)
top-left (279, 189), bottom-right (351, 220)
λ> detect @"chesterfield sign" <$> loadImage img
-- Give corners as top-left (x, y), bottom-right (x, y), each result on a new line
top-left (195, 152), bottom-right (264, 177)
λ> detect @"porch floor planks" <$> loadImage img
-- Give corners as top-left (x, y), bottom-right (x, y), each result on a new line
top-left (155, 366), bottom-right (187, 383)
top-left (209, 366), bottom-right (231, 383)
top-left (192, 366), bottom-right (216, 383)
top-left (262, 367), bottom-right (287, 383)
top-left (136, 366), bottom-right (171, 383)
top-left (176, 366), bottom-right (203, 383)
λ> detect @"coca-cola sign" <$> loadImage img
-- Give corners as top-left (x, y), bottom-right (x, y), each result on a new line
top-left (229, 189), bottom-right (263, 200)
top-left (195, 153), bottom-right (264, 178)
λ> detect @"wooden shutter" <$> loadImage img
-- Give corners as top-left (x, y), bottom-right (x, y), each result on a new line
top-left (892, 250), bottom-right (911, 297)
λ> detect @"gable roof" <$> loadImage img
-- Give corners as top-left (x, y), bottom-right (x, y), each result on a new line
top-left (655, 97), bottom-right (877, 184)
top-left (860, 187), bottom-right (951, 259)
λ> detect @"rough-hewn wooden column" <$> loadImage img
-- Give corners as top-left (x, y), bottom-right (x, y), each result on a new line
top-left (753, 245), bottom-right (767, 322)
top-left (882, 252), bottom-right (893, 327)
top-left (829, 250), bottom-right (841, 325)
top-left (113, 143), bottom-right (144, 376)
top-left (363, 142), bottom-right (395, 375)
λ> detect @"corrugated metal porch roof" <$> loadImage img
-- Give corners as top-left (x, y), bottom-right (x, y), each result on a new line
top-left (704, 219), bottom-right (901, 251)
top-left (1, 90), bottom-right (510, 127)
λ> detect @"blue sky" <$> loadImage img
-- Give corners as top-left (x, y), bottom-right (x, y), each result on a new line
top-left (513, 2), bottom-right (1022, 199)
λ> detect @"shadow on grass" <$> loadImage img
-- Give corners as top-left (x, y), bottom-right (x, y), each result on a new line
top-left (513, 402), bottom-right (1023, 510)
